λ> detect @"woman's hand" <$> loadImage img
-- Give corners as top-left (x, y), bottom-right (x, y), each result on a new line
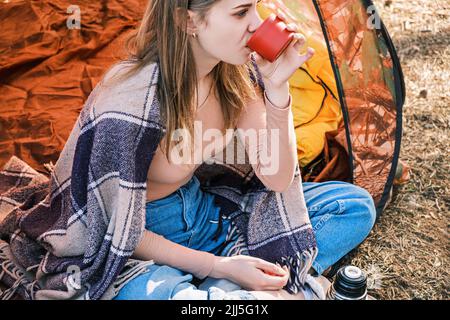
top-left (209, 255), bottom-right (290, 291)
top-left (254, 11), bottom-right (315, 89)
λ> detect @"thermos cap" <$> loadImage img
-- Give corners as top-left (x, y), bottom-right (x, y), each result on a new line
top-left (332, 265), bottom-right (368, 300)
top-left (343, 266), bottom-right (363, 279)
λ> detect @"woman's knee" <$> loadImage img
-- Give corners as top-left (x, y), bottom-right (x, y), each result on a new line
top-left (328, 183), bottom-right (376, 236)
top-left (350, 185), bottom-right (377, 236)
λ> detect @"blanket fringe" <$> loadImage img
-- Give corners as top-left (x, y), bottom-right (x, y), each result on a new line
top-left (0, 238), bottom-right (156, 300)
top-left (223, 220), bottom-right (249, 257)
top-left (109, 259), bottom-right (156, 299)
top-left (281, 247), bottom-right (318, 295)
top-left (0, 240), bottom-right (40, 300)
top-left (43, 161), bottom-right (55, 174)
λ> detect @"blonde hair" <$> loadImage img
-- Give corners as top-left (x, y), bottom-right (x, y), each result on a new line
top-left (106, 0), bottom-right (258, 162)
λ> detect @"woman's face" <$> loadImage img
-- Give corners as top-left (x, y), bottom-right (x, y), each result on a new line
top-left (193, 0), bottom-right (263, 65)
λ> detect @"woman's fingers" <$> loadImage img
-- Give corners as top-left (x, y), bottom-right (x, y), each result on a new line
top-left (256, 259), bottom-right (286, 275)
top-left (276, 9), bottom-right (288, 23)
top-left (290, 43), bottom-right (315, 68)
top-left (306, 47), bottom-right (315, 56)
top-left (286, 22), bottom-right (299, 33)
top-left (291, 33), bottom-right (306, 52)
top-left (249, 260), bottom-right (291, 290)
top-left (298, 47), bottom-right (315, 64)
top-left (261, 274), bottom-right (288, 288)
top-left (260, 268), bottom-right (290, 289)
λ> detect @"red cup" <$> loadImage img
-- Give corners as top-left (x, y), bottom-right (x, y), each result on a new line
top-left (247, 15), bottom-right (295, 62)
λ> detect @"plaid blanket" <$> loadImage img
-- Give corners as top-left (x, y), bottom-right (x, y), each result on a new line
top-left (0, 61), bottom-right (319, 300)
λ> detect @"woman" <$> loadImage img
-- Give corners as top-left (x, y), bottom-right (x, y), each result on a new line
top-left (108, 0), bottom-right (376, 300)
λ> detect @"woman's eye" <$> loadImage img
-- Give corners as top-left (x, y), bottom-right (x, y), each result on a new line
top-left (235, 1), bottom-right (261, 18)
top-left (237, 10), bottom-right (248, 17)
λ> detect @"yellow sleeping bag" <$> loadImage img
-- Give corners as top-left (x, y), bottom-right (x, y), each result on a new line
top-left (258, 6), bottom-right (343, 167)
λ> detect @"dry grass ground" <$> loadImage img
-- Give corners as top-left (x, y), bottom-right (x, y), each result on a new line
top-left (339, 0), bottom-right (449, 300)
top-left (1, 0), bottom-right (447, 301)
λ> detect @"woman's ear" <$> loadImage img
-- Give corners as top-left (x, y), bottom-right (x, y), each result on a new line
top-left (174, 8), bottom-right (199, 36)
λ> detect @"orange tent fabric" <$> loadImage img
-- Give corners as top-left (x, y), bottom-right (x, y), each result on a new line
top-left (0, 0), bottom-right (146, 172)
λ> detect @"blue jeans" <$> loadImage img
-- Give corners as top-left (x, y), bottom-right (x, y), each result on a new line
top-left (114, 176), bottom-right (376, 300)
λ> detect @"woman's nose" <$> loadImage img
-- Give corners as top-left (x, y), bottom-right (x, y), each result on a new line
top-left (248, 11), bottom-right (263, 33)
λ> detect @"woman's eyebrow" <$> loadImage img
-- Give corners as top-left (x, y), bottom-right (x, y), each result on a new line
top-left (232, 2), bottom-right (253, 10)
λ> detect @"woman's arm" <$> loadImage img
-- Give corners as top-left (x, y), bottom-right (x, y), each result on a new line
top-left (133, 230), bottom-right (215, 280)
top-left (236, 12), bottom-right (315, 193)
top-left (236, 84), bottom-right (297, 193)
top-left (132, 230), bottom-right (289, 291)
